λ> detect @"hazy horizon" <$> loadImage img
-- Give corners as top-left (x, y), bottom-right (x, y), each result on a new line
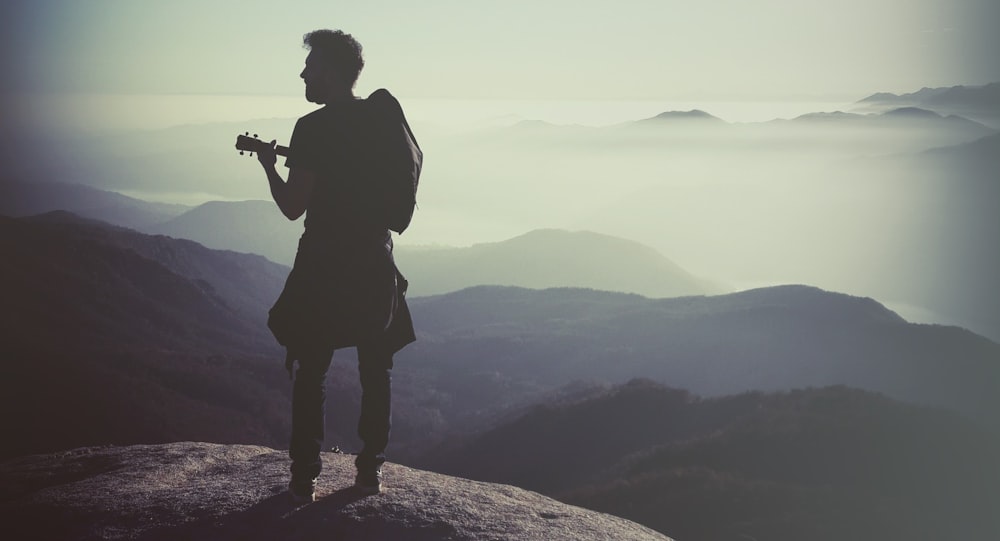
top-left (8, 92), bottom-right (862, 137)
top-left (1, 1), bottom-right (997, 341)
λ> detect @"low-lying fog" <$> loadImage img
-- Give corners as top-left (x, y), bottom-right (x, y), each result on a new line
top-left (8, 94), bottom-right (999, 340)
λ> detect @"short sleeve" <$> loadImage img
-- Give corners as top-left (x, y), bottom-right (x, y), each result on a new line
top-left (283, 115), bottom-right (323, 171)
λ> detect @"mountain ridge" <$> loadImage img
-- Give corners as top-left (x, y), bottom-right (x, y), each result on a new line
top-left (150, 199), bottom-right (302, 265)
top-left (396, 228), bottom-right (721, 298)
top-left (420, 381), bottom-right (1000, 541)
top-left (637, 109), bottom-right (725, 123)
top-left (855, 82), bottom-right (1000, 128)
top-left (858, 82), bottom-right (1000, 106)
top-left (4, 212), bottom-right (998, 467)
top-left (0, 179), bottom-right (190, 229)
top-left (404, 284), bottom-right (1000, 433)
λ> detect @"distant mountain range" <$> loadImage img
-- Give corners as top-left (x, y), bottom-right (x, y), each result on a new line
top-left (421, 380), bottom-right (1000, 541)
top-left (2, 213), bottom-right (997, 469)
top-left (852, 131), bottom-right (1000, 342)
top-left (635, 109), bottom-right (725, 123)
top-left (920, 131), bottom-right (1000, 165)
top-left (902, 127), bottom-right (998, 337)
top-left (395, 229), bottom-right (722, 297)
top-left (1, 213), bottom-right (272, 354)
top-left (402, 285), bottom-right (1000, 435)
top-left (4, 108), bottom-right (998, 342)
top-left (0, 179), bottom-right (189, 229)
top-left (858, 82), bottom-right (1000, 110)
top-left (856, 82), bottom-right (1000, 128)
top-left (472, 105), bottom-right (997, 155)
top-left (149, 199), bottom-right (303, 265)
top-left (758, 106), bottom-right (997, 152)
top-left (20, 210), bottom-right (291, 327)
top-left (0, 214), bottom-right (292, 457)
top-left (786, 106), bottom-right (993, 132)
top-left (130, 196), bottom-right (722, 298)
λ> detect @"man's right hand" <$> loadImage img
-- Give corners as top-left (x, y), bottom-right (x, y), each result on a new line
top-left (285, 348), bottom-right (296, 380)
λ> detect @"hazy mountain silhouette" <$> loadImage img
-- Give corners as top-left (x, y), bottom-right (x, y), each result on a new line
top-left (0, 213), bottom-right (269, 353)
top-left (904, 132), bottom-right (1000, 341)
top-left (856, 82), bottom-right (1000, 128)
top-left (0, 214), bottom-right (459, 460)
top-left (395, 229), bottom-right (722, 297)
top-left (150, 199), bottom-right (302, 264)
top-left (144, 203), bottom-right (720, 297)
top-left (0, 179), bottom-right (189, 229)
top-left (784, 107), bottom-right (994, 135)
top-left (22, 210), bottom-right (291, 325)
top-left (858, 82), bottom-right (1000, 110)
top-left (710, 106), bottom-right (1000, 156)
top-left (475, 101), bottom-right (995, 155)
top-left (422, 380), bottom-right (1000, 541)
top-left (402, 285), bottom-right (1000, 433)
top-left (0, 214), bottom-right (293, 457)
top-left (5, 213), bottom-right (998, 468)
top-left (635, 109), bottom-right (725, 123)
top-left (920, 131), bottom-right (1000, 163)
top-left (0, 215), bottom-right (442, 461)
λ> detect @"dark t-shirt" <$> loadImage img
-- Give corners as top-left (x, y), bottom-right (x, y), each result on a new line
top-left (268, 97), bottom-right (415, 354)
top-left (285, 100), bottom-right (390, 250)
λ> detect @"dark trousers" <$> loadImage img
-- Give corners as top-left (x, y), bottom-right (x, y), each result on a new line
top-left (289, 343), bottom-right (392, 481)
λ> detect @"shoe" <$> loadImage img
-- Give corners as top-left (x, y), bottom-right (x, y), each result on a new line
top-left (288, 477), bottom-right (317, 504)
top-left (355, 468), bottom-right (382, 495)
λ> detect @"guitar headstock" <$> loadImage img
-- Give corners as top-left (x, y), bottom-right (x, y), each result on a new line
top-left (234, 132), bottom-right (289, 157)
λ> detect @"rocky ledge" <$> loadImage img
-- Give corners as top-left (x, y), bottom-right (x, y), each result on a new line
top-left (0, 442), bottom-right (672, 540)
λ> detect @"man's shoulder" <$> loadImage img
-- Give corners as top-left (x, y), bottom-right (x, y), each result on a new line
top-left (292, 107), bottom-right (326, 136)
top-left (297, 106), bottom-right (333, 125)
top-left (292, 104), bottom-right (357, 139)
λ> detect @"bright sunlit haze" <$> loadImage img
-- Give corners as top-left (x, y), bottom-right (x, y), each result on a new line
top-left (2, 0), bottom-right (998, 340)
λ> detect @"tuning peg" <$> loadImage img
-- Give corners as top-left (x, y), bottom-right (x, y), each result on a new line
top-left (244, 131), bottom-right (249, 136)
top-left (253, 133), bottom-right (258, 138)
top-left (240, 151), bottom-right (245, 155)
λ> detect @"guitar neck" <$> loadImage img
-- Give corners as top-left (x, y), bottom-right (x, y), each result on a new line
top-left (235, 134), bottom-right (290, 157)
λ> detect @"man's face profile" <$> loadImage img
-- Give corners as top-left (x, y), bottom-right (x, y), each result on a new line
top-left (300, 50), bottom-right (340, 104)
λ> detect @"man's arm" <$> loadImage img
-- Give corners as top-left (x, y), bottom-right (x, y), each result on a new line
top-left (258, 140), bottom-right (316, 221)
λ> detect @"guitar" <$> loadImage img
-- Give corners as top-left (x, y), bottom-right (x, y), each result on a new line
top-left (234, 132), bottom-right (290, 157)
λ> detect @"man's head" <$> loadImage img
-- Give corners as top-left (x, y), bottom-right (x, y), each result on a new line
top-left (300, 29), bottom-right (364, 104)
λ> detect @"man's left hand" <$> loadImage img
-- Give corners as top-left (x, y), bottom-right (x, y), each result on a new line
top-left (257, 139), bottom-right (278, 168)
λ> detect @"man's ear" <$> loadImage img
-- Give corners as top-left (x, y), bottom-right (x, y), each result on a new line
top-left (322, 66), bottom-right (347, 90)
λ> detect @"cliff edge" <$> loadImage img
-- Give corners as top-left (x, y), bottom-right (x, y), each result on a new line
top-left (0, 442), bottom-right (672, 541)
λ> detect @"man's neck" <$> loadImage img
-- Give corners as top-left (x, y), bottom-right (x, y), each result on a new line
top-left (323, 88), bottom-right (356, 104)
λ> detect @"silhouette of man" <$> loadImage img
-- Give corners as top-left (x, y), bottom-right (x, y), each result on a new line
top-left (255, 29), bottom-right (416, 503)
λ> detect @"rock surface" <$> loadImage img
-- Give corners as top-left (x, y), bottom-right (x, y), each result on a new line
top-left (0, 442), bottom-right (673, 540)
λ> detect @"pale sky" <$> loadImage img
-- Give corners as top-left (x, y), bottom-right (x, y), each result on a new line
top-left (2, 0), bottom-right (998, 101)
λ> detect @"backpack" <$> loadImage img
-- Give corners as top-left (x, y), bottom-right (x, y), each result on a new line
top-left (366, 89), bottom-right (422, 234)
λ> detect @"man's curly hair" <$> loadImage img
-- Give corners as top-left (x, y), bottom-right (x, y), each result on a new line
top-left (303, 29), bottom-right (364, 88)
